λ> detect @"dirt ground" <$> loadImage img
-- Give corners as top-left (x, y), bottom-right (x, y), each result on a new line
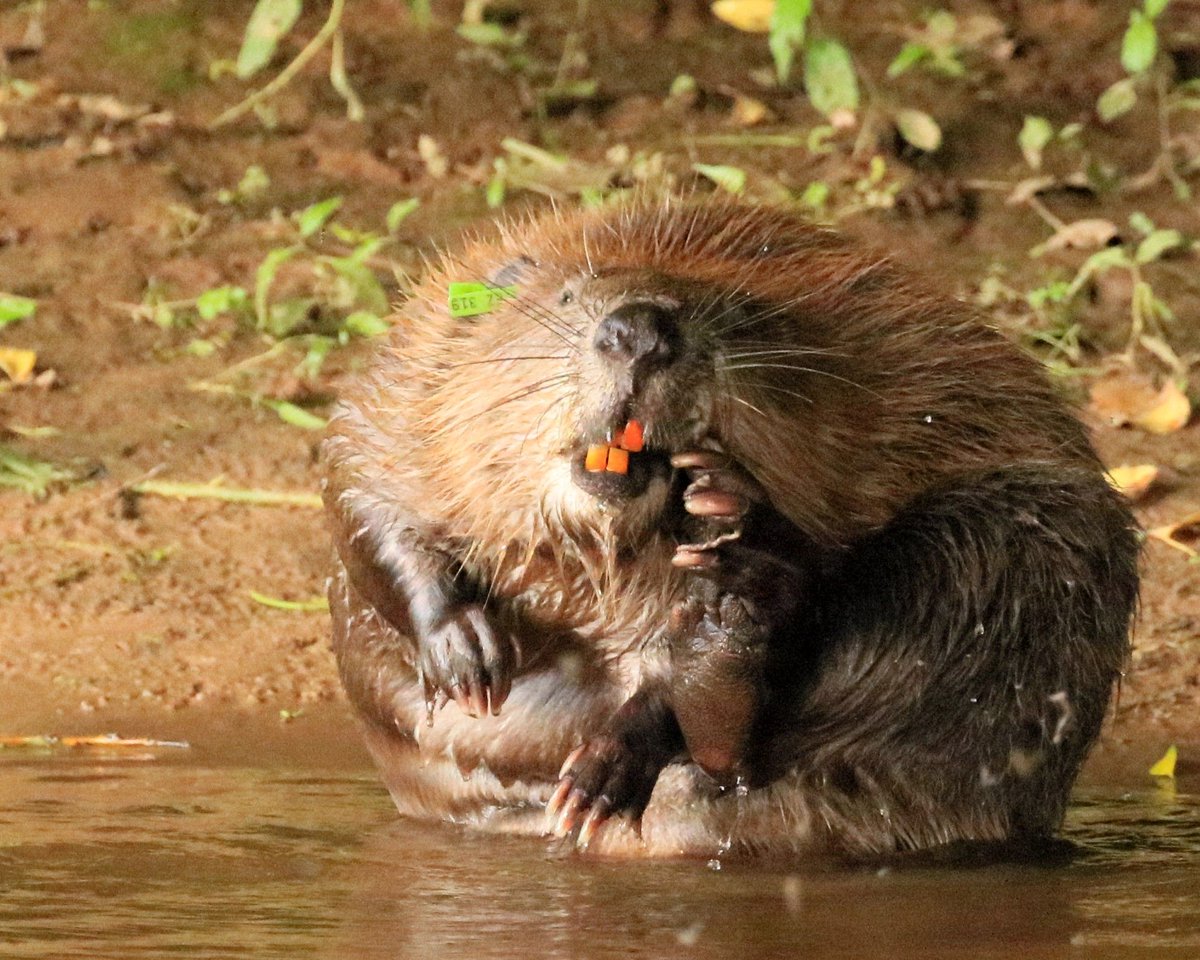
top-left (0, 0), bottom-right (1197, 773)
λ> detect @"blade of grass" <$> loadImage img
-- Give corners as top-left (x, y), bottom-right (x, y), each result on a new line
top-left (128, 479), bottom-right (322, 508)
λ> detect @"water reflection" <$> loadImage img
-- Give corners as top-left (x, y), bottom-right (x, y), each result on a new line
top-left (1, 754), bottom-right (1197, 960)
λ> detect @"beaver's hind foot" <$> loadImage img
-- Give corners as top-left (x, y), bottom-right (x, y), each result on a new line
top-left (546, 686), bottom-right (683, 848)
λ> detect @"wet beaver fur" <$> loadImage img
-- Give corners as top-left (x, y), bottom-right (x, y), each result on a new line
top-left (322, 198), bottom-right (1138, 859)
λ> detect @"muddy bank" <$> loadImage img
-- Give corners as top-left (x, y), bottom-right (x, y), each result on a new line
top-left (0, 0), bottom-right (1197, 774)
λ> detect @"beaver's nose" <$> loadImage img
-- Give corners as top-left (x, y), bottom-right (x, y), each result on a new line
top-left (592, 302), bottom-right (677, 369)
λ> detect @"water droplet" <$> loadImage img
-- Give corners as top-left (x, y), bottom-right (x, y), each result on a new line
top-left (922, 414), bottom-right (934, 424)
top-left (706, 858), bottom-right (722, 871)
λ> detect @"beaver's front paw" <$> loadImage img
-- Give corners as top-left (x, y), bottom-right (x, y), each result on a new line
top-left (417, 604), bottom-right (520, 718)
top-left (671, 450), bottom-right (762, 574)
top-left (546, 735), bottom-right (664, 848)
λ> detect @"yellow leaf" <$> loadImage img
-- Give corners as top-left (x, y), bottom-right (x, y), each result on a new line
top-left (711, 0), bottom-right (775, 33)
top-left (731, 94), bottom-right (770, 127)
top-left (0, 347), bottom-right (36, 383)
top-left (1090, 375), bottom-right (1192, 435)
top-left (1149, 744), bottom-right (1177, 778)
top-left (1105, 463), bottom-right (1158, 500)
top-left (1133, 380), bottom-right (1191, 434)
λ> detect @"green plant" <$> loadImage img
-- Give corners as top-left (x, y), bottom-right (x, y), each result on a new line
top-left (888, 10), bottom-right (967, 78)
top-left (1064, 212), bottom-right (1189, 365)
top-left (125, 190), bottom-right (412, 429)
top-left (0, 446), bottom-right (76, 498)
top-left (1095, 0), bottom-right (1200, 198)
top-left (0, 294), bottom-right (36, 328)
top-left (742, 1), bottom-right (858, 122)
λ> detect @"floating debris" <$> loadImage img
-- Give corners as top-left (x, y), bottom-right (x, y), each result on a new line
top-left (0, 734), bottom-right (190, 750)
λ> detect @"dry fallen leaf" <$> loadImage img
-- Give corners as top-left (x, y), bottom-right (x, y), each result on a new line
top-left (1148, 510), bottom-right (1200, 558)
top-left (1136, 381), bottom-right (1191, 434)
top-left (1006, 175), bottom-right (1057, 206)
top-left (711, 0), bottom-right (775, 33)
top-left (1042, 218), bottom-right (1118, 253)
top-left (730, 94), bottom-right (771, 127)
top-left (0, 347), bottom-right (36, 384)
top-left (1106, 464), bottom-right (1159, 500)
top-left (1089, 375), bottom-right (1192, 435)
top-left (417, 134), bottom-right (448, 179)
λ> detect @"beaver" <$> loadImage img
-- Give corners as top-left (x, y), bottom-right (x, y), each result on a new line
top-left (321, 198), bottom-right (1138, 859)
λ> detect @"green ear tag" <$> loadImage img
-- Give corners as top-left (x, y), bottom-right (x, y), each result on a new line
top-left (448, 282), bottom-right (518, 317)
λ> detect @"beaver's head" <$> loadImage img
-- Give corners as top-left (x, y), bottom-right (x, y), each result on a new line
top-left (410, 200), bottom-right (884, 547)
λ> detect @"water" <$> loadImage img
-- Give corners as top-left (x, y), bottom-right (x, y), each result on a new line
top-left (2, 750), bottom-right (1198, 960)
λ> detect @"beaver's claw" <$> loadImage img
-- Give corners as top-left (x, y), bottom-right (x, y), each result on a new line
top-left (545, 735), bottom-right (663, 848)
top-left (672, 450), bottom-right (763, 571)
top-left (417, 603), bottom-right (520, 719)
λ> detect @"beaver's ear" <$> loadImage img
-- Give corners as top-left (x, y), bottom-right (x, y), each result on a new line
top-left (489, 255), bottom-right (536, 287)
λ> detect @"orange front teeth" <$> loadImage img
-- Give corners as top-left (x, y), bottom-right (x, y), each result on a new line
top-left (584, 419), bottom-right (644, 476)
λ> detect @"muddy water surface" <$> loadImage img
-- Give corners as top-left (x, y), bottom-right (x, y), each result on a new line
top-left (2, 750), bottom-right (1198, 960)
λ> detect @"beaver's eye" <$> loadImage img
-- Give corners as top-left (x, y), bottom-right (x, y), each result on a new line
top-left (559, 290), bottom-right (574, 305)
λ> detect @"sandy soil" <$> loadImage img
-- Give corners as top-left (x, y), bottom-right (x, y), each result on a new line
top-left (0, 0), bottom-right (1197, 774)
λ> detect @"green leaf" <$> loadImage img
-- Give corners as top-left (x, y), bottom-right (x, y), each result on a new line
top-left (1066, 246), bottom-right (1132, 297)
top-left (151, 303), bottom-right (177, 329)
top-left (486, 158), bottom-right (508, 208)
top-left (926, 10), bottom-right (957, 44)
top-left (1129, 211), bottom-right (1157, 235)
top-left (0, 293), bottom-right (36, 327)
top-left (195, 285), bottom-right (248, 321)
top-left (236, 0), bottom-right (303, 80)
top-left (456, 22), bottom-right (524, 48)
top-left (1121, 11), bottom-right (1157, 74)
top-left (692, 163), bottom-right (747, 195)
top-left (249, 590), bottom-right (330, 612)
top-left (185, 338), bottom-right (217, 357)
top-left (888, 42), bottom-right (929, 78)
top-left (895, 108), bottom-right (942, 152)
top-left (321, 255), bottom-right (389, 315)
top-left (263, 399), bottom-right (327, 431)
top-left (254, 245), bottom-right (300, 330)
top-left (1144, 0), bottom-right (1170, 19)
top-left (342, 310), bottom-right (390, 337)
top-left (803, 38), bottom-right (859, 118)
top-left (0, 445), bottom-right (75, 497)
top-left (768, 0), bottom-right (812, 83)
top-left (296, 196), bottom-right (343, 239)
top-left (1136, 228), bottom-right (1184, 263)
top-left (297, 336), bottom-right (334, 378)
top-left (669, 74), bottom-right (697, 98)
top-left (386, 198), bottom-right (420, 232)
top-left (799, 180), bottom-right (829, 210)
top-left (1018, 115), bottom-right (1054, 169)
top-left (1097, 77), bottom-right (1138, 121)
